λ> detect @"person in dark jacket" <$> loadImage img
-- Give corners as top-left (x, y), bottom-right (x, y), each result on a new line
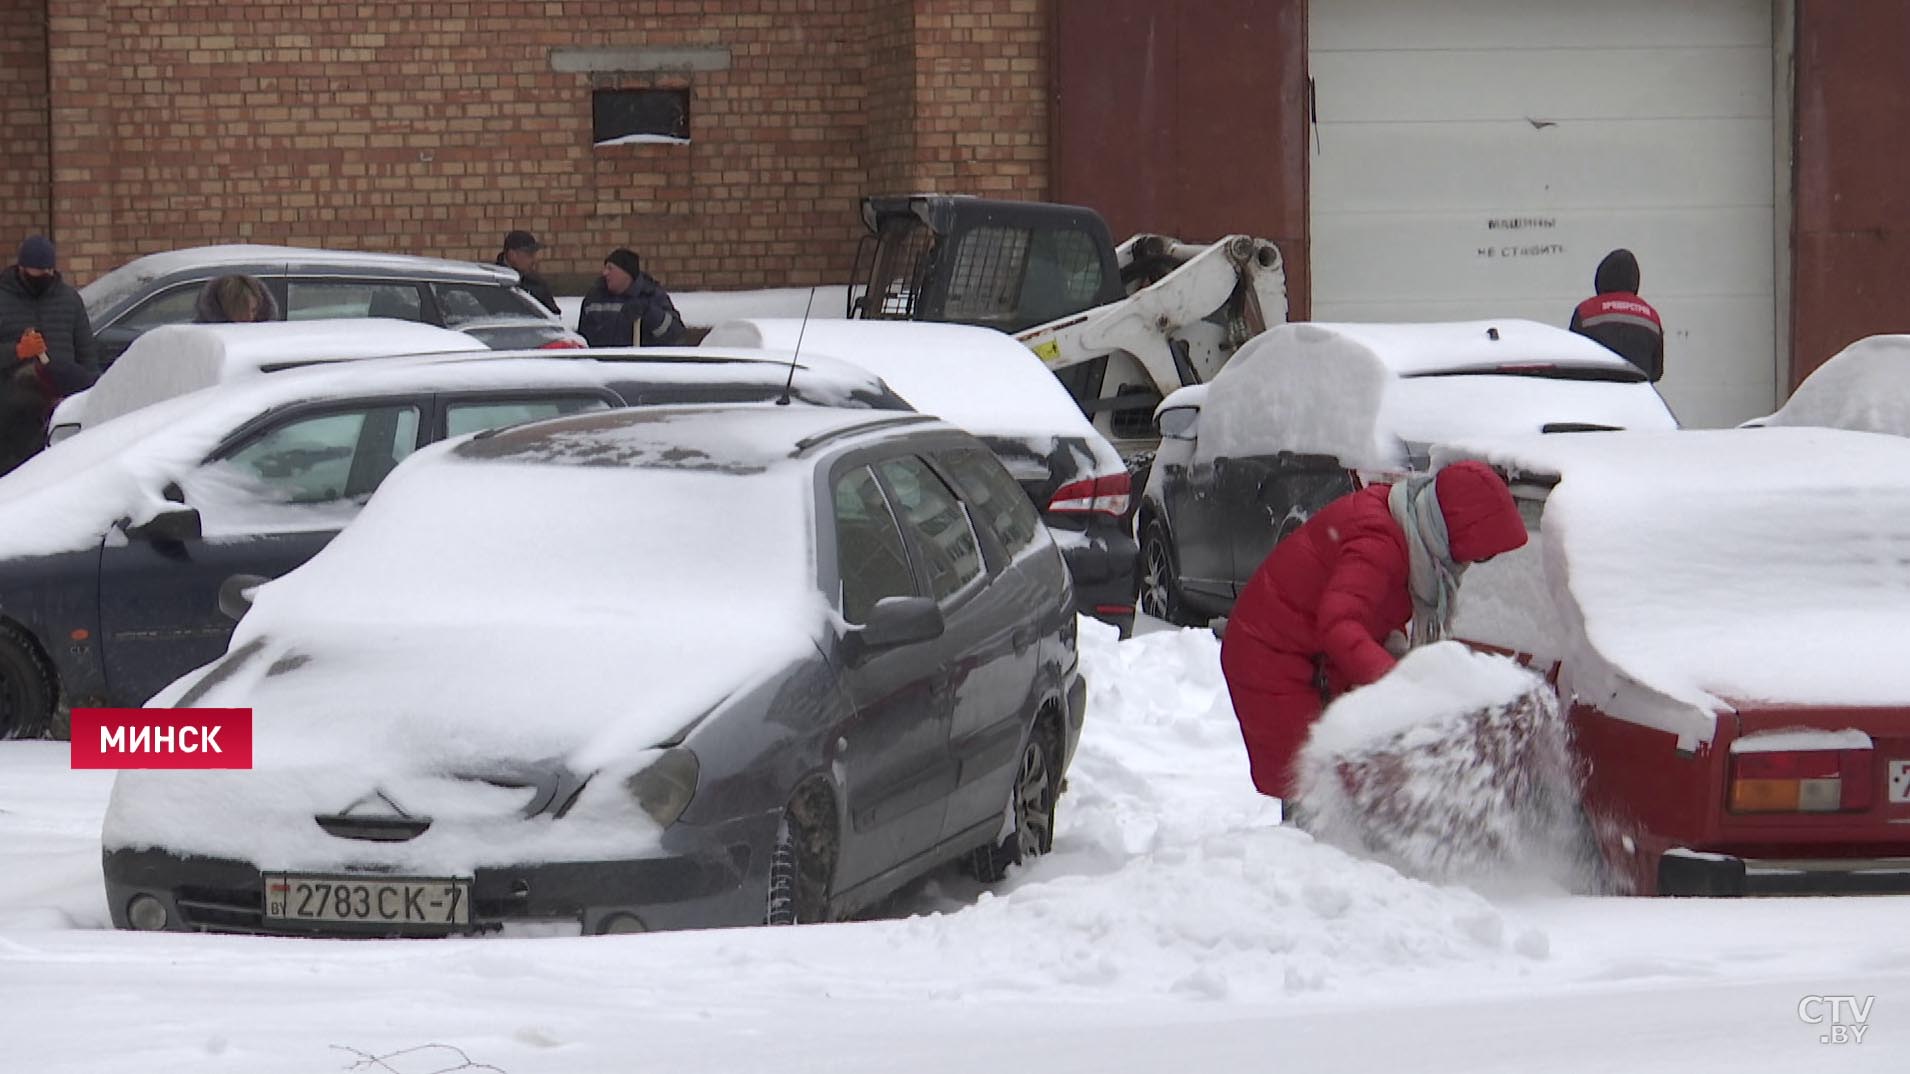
top-left (1569, 248), bottom-right (1664, 381)
top-left (1, 235), bottom-right (99, 476)
top-left (192, 274), bottom-right (279, 323)
top-left (1218, 461), bottom-right (1528, 802)
top-left (578, 248), bottom-right (686, 348)
top-left (497, 230), bottom-right (561, 316)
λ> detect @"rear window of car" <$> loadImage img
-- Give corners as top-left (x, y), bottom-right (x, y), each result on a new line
top-left (936, 447), bottom-right (1043, 556)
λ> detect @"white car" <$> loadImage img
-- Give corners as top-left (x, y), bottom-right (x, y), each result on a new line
top-left (1748, 333), bottom-right (1910, 436)
top-left (48, 320), bottom-right (484, 443)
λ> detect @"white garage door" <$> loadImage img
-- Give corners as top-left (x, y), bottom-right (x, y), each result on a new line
top-left (1309, 0), bottom-right (1777, 428)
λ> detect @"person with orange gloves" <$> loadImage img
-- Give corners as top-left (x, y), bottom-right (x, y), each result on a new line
top-left (1, 236), bottom-right (99, 476)
top-left (1218, 460), bottom-right (1530, 803)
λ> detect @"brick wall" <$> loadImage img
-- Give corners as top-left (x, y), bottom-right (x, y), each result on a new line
top-left (37, 0), bottom-right (1051, 293)
top-left (0, 0), bottom-right (51, 251)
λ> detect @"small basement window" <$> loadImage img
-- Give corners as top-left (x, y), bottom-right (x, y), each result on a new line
top-left (594, 88), bottom-right (691, 146)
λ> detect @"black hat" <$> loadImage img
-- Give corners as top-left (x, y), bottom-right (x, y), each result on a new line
top-left (502, 230), bottom-right (542, 253)
top-left (17, 235), bottom-right (55, 270)
top-left (604, 248), bottom-right (642, 277)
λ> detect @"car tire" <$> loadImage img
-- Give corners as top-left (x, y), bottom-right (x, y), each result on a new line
top-left (1137, 520), bottom-right (1192, 627)
top-left (765, 792), bottom-right (835, 926)
top-left (968, 720), bottom-right (1060, 883)
top-left (0, 623), bottom-right (55, 740)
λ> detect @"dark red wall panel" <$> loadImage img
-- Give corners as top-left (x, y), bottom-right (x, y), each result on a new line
top-left (1052, 0), bottom-right (1310, 317)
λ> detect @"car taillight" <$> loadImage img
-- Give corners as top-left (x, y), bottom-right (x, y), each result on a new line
top-left (539, 338), bottom-right (587, 350)
top-left (1048, 472), bottom-right (1131, 517)
top-left (1729, 749), bottom-right (1873, 813)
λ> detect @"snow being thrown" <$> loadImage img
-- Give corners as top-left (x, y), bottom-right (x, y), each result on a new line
top-left (1295, 642), bottom-right (1595, 889)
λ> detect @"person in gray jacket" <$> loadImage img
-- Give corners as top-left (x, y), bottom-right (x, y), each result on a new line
top-left (1, 235), bottom-right (98, 476)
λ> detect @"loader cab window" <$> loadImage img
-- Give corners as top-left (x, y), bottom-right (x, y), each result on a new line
top-left (943, 225), bottom-right (1031, 328)
top-left (1020, 227), bottom-right (1105, 326)
top-left (863, 216), bottom-right (936, 320)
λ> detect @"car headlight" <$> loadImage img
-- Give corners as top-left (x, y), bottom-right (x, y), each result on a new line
top-left (622, 747), bottom-right (699, 827)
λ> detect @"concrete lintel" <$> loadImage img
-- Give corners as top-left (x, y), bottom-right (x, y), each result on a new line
top-left (551, 47), bottom-right (731, 74)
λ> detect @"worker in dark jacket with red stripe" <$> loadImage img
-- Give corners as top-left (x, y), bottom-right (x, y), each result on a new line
top-left (1569, 248), bottom-right (1664, 381)
top-left (1219, 461), bottom-right (1528, 802)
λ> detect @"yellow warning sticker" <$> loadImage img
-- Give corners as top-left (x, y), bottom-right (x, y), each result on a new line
top-left (1031, 340), bottom-right (1061, 363)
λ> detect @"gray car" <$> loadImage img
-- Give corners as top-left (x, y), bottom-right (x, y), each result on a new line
top-left (102, 404), bottom-right (1084, 935)
top-left (81, 244), bottom-right (579, 366)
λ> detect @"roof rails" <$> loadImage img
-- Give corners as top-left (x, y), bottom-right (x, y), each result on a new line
top-left (794, 414), bottom-right (939, 455)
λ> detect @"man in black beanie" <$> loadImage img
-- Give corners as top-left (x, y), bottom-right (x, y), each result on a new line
top-left (1568, 248), bottom-right (1664, 382)
top-left (1, 235), bottom-right (98, 475)
top-left (578, 246), bottom-right (686, 348)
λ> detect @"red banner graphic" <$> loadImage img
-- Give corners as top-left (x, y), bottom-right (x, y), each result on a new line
top-left (70, 708), bottom-right (254, 770)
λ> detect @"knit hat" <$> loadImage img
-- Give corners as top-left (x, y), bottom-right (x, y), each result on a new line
top-left (17, 235), bottom-right (55, 270)
top-left (604, 248), bottom-right (642, 278)
top-left (1434, 461), bottom-right (1528, 564)
top-left (1593, 248), bottom-right (1640, 294)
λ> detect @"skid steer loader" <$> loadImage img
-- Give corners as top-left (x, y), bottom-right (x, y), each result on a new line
top-left (847, 195), bottom-right (1288, 465)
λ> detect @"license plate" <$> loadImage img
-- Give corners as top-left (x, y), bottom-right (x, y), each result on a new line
top-left (1891, 761), bottom-right (1910, 804)
top-left (263, 873), bottom-right (471, 927)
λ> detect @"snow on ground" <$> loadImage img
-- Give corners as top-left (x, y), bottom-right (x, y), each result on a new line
top-left (3, 621), bottom-right (1906, 1071)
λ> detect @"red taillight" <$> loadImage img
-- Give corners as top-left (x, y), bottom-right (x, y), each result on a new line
top-left (1048, 472), bottom-right (1131, 517)
top-left (539, 338), bottom-right (587, 350)
top-left (1729, 749), bottom-right (1872, 813)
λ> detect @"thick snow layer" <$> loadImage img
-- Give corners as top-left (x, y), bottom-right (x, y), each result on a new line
top-left (81, 244), bottom-right (518, 319)
top-left (1729, 729), bottom-right (1874, 753)
top-left (6, 624), bottom-right (1910, 1070)
top-left (65, 320), bottom-right (482, 431)
top-left (1439, 428), bottom-right (1910, 731)
top-left (1197, 319), bottom-right (1676, 470)
top-left (1301, 643), bottom-right (1542, 760)
top-left (702, 318), bottom-right (1126, 476)
top-left (1755, 334), bottom-right (1910, 437)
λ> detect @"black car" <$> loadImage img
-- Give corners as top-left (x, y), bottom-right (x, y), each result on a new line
top-left (0, 350), bottom-right (906, 736)
top-left (103, 404), bottom-right (1084, 935)
top-left (79, 244), bottom-right (581, 366)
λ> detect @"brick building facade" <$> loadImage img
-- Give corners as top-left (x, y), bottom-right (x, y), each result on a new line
top-left (2, 0), bottom-right (1048, 289)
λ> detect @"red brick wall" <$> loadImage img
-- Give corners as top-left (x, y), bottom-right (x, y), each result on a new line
top-left (42, 1), bottom-right (895, 290)
top-left (906, 0), bottom-right (1048, 197)
top-left (0, 0), bottom-right (51, 251)
top-left (1791, 0), bottom-right (1910, 386)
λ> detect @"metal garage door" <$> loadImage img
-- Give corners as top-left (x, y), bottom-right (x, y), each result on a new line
top-left (1309, 0), bottom-right (1777, 427)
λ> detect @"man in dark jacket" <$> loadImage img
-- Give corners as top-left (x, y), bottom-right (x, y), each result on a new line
top-left (1218, 461), bottom-right (1528, 801)
top-left (1, 235), bottom-right (99, 476)
top-left (578, 248), bottom-right (686, 348)
top-left (1569, 248), bottom-right (1664, 381)
top-left (496, 230), bottom-right (561, 316)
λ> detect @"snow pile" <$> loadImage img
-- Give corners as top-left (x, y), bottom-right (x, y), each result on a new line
top-left (1295, 642), bottom-right (1583, 887)
top-left (1755, 333), bottom-right (1910, 436)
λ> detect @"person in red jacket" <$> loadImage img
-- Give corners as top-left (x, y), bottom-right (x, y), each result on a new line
top-left (1219, 460), bottom-right (1529, 802)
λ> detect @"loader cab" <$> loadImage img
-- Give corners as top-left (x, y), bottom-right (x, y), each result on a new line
top-left (849, 195), bottom-right (1127, 332)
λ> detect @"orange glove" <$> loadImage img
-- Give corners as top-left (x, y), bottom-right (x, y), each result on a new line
top-left (15, 329), bottom-right (46, 361)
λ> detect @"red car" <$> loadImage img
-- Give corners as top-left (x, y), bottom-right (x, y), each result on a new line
top-left (1443, 426), bottom-right (1910, 895)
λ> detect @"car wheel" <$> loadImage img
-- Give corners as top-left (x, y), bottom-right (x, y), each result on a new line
top-left (765, 792), bottom-right (835, 926)
top-left (1137, 520), bottom-right (1191, 626)
top-left (0, 624), bottom-right (54, 740)
top-left (968, 721), bottom-right (1060, 883)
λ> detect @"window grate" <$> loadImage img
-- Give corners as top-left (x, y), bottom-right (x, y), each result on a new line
top-left (943, 225), bottom-right (1030, 325)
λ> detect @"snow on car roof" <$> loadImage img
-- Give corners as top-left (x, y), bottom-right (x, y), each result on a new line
top-left (70, 320), bottom-right (484, 429)
top-left (1753, 334), bottom-right (1910, 436)
top-left (0, 354), bottom-right (896, 559)
top-left (1199, 319), bottom-right (1675, 470)
top-left (700, 319), bottom-right (1125, 474)
top-left (1436, 427), bottom-right (1910, 741)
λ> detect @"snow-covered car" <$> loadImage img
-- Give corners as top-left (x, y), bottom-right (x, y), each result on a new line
top-left (48, 320), bottom-right (486, 443)
top-left (1746, 333), bottom-right (1910, 436)
top-left (79, 244), bottom-right (582, 366)
top-left (702, 318), bottom-right (1140, 633)
top-left (0, 350), bottom-right (905, 735)
top-left (1137, 319), bottom-right (1679, 626)
top-left (102, 404), bottom-right (1085, 936)
top-left (1444, 427), bottom-right (1910, 896)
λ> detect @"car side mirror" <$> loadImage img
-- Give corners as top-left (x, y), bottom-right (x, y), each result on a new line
top-left (217, 573), bottom-right (270, 621)
top-left (123, 504), bottom-right (202, 543)
top-left (1156, 407), bottom-right (1199, 440)
top-left (854, 596), bottom-right (944, 654)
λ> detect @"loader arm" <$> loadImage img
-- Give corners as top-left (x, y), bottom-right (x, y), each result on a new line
top-left (1015, 235), bottom-right (1288, 398)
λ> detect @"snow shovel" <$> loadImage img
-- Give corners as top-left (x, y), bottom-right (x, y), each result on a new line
top-left (1293, 642), bottom-right (1579, 883)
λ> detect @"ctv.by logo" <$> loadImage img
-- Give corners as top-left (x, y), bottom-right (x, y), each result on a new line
top-left (1798, 995), bottom-right (1874, 1044)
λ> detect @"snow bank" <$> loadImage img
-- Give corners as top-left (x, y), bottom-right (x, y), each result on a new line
top-left (1295, 643), bottom-right (1584, 886)
top-left (1196, 319), bottom-right (1675, 470)
top-left (1755, 333), bottom-right (1910, 437)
